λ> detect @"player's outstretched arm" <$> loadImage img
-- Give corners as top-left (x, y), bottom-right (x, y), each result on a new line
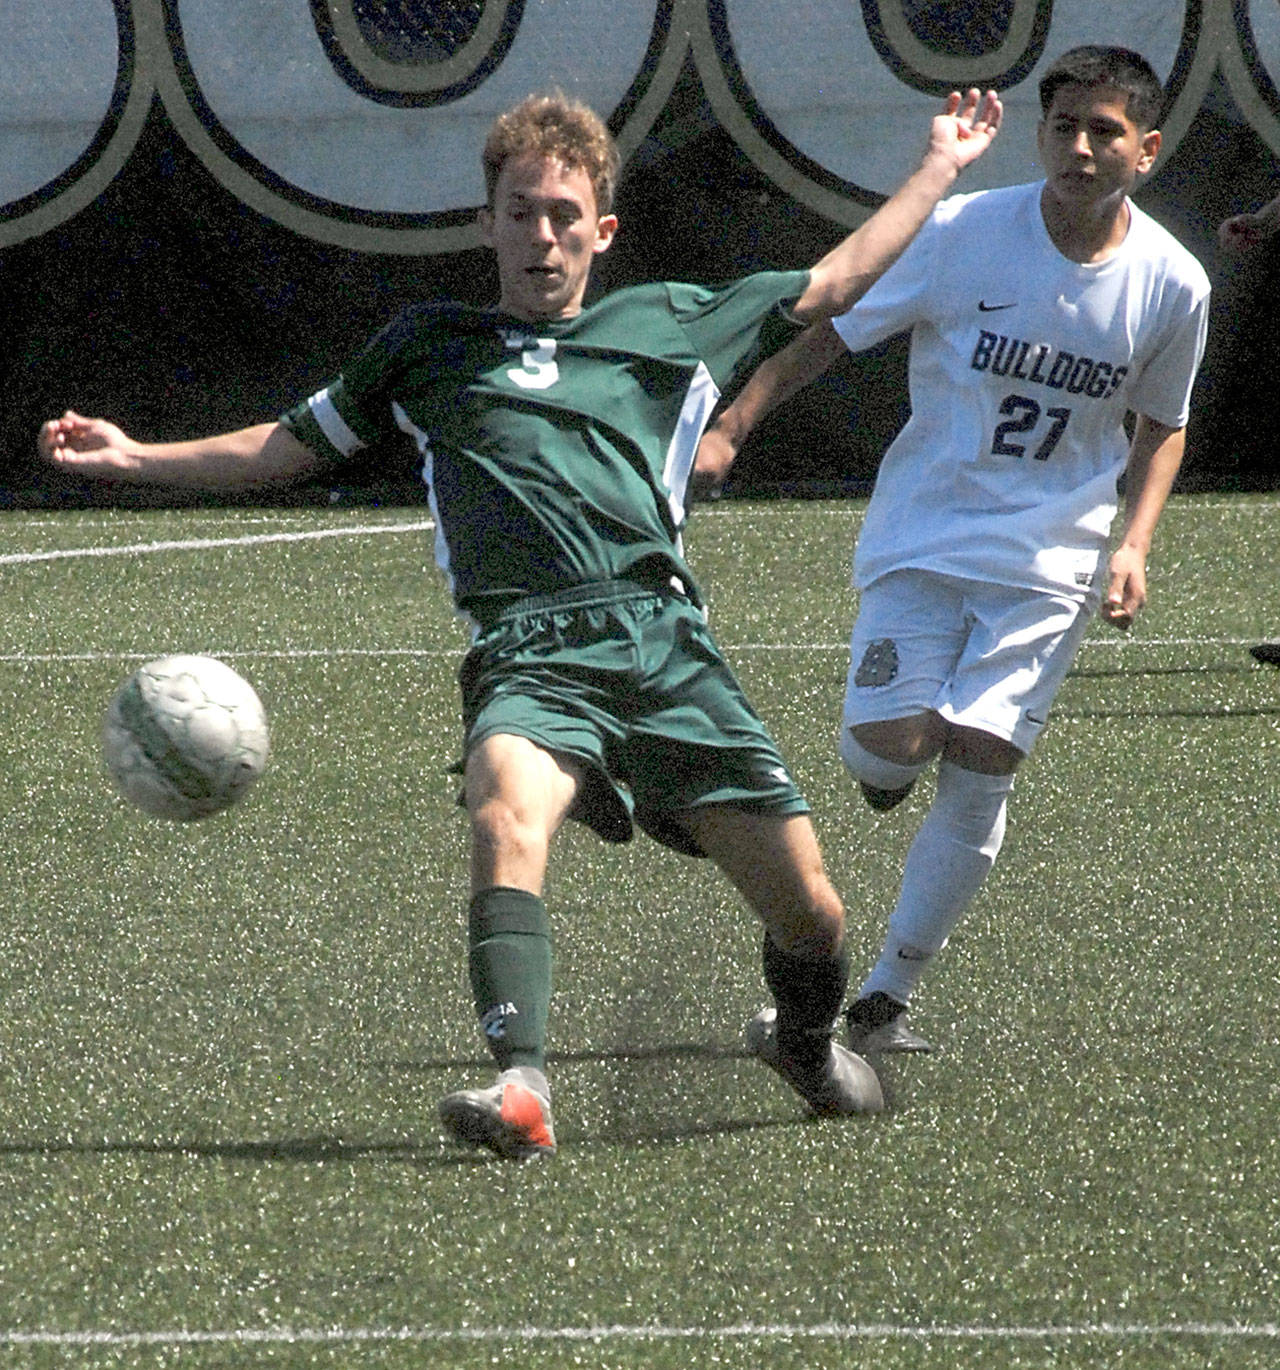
top-left (38, 412), bottom-right (320, 488)
top-left (794, 88), bottom-right (1001, 323)
top-left (1101, 416), bottom-right (1185, 630)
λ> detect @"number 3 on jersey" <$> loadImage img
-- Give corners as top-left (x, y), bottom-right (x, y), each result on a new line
top-left (991, 394), bottom-right (1071, 461)
top-left (507, 338), bottom-right (560, 390)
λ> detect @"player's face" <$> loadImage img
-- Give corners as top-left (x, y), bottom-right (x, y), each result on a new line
top-left (1037, 83), bottom-right (1160, 217)
top-left (480, 154), bottom-right (618, 321)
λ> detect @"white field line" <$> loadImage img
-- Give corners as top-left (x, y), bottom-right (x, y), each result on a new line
top-left (0, 519), bottom-right (434, 566)
top-left (0, 637), bottom-right (1262, 666)
top-left (0, 647), bottom-right (464, 664)
top-left (0, 518), bottom-right (1264, 660)
top-left (0, 639), bottom-right (1264, 666)
top-left (0, 1321), bottom-right (1276, 1349)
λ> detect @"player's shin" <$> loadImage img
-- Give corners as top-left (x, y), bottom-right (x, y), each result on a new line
top-left (863, 760), bottom-right (1013, 1003)
top-left (468, 886), bottom-right (553, 1092)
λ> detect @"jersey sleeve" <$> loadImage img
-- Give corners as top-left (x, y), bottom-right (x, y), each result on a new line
top-left (666, 270), bottom-right (810, 389)
top-left (1125, 283), bottom-right (1210, 429)
top-left (830, 206), bottom-right (942, 353)
top-left (279, 307), bottom-right (427, 461)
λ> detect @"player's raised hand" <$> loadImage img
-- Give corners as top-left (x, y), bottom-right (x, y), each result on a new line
top-left (929, 88), bottom-right (1002, 173)
top-left (38, 410), bottom-right (142, 475)
top-left (1218, 210), bottom-right (1275, 255)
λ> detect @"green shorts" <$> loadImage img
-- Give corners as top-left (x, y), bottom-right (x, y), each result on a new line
top-left (459, 581), bottom-right (808, 855)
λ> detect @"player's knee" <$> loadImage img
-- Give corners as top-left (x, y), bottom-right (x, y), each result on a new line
top-left (469, 795), bottom-right (549, 870)
top-left (770, 881), bottom-right (845, 959)
top-left (839, 730), bottom-right (929, 805)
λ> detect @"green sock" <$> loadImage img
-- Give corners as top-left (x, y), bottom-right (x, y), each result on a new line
top-left (467, 886), bottom-right (552, 1074)
top-left (762, 933), bottom-right (849, 1064)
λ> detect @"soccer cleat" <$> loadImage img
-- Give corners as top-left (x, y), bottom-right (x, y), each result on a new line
top-left (860, 779), bottom-right (915, 811)
top-left (845, 992), bottom-right (935, 1055)
top-left (746, 1007), bottom-right (883, 1115)
top-left (1250, 641), bottom-right (1280, 667)
top-left (438, 1077), bottom-right (557, 1161)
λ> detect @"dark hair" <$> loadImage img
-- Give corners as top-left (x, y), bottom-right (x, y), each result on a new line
top-left (482, 91), bottom-right (620, 214)
top-left (1038, 46), bottom-right (1164, 130)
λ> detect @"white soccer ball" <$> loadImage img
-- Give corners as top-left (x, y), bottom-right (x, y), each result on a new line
top-left (103, 654), bottom-right (270, 821)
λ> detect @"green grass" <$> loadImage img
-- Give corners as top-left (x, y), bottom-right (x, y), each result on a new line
top-left (0, 496), bottom-right (1277, 1368)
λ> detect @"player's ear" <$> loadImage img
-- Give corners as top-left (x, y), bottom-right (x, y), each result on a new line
top-left (593, 213), bottom-right (619, 255)
top-left (1137, 127), bottom-right (1161, 175)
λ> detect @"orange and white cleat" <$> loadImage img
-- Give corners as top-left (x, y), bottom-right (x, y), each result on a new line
top-left (439, 1074), bottom-right (557, 1160)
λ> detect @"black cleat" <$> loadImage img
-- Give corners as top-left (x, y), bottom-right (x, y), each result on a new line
top-left (746, 1008), bottom-right (883, 1115)
top-left (845, 992), bottom-right (935, 1054)
top-left (1250, 641), bottom-right (1280, 667)
top-left (860, 779), bottom-right (915, 811)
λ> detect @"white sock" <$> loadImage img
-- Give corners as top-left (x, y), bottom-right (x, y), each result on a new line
top-left (861, 760), bottom-right (1014, 1005)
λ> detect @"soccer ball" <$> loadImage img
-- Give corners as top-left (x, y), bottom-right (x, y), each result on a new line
top-left (103, 655), bottom-right (270, 821)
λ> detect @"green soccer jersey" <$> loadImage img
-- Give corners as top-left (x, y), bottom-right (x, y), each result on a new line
top-left (280, 271), bottom-right (807, 619)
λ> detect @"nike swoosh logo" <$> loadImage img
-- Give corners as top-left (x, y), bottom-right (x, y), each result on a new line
top-left (978, 300), bottom-right (1016, 312)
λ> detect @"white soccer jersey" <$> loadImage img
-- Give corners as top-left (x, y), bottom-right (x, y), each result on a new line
top-left (832, 182), bottom-right (1210, 599)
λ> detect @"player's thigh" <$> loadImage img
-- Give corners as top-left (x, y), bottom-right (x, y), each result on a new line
top-left (844, 570), bottom-right (970, 730)
top-left (464, 731), bottom-right (583, 830)
top-left (460, 612), bottom-right (637, 846)
top-left (940, 584), bottom-right (1092, 754)
top-left (684, 807), bottom-right (843, 955)
top-left (464, 733), bottom-right (585, 893)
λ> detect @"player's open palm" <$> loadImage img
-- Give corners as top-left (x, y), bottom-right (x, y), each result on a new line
top-left (932, 89), bottom-right (1003, 173)
top-left (39, 410), bottom-right (139, 475)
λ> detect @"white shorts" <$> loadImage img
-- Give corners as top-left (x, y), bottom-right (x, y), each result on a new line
top-left (842, 569), bottom-right (1095, 755)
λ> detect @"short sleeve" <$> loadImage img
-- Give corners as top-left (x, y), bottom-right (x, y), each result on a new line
top-left (667, 270), bottom-right (810, 389)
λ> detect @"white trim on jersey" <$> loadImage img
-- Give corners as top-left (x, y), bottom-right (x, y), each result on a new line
top-left (662, 358), bottom-right (720, 529)
top-left (392, 401), bottom-right (461, 620)
top-left (307, 388), bottom-right (366, 457)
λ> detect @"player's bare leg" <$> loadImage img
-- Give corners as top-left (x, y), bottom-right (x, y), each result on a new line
top-left (686, 808), bottom-right (882, 1114)
top-left (841, 711), bottom-right (947, 811)
top-left (439, 734), bottom-right (581, 1160)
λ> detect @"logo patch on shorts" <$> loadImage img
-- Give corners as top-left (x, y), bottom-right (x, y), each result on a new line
top-left (854, 638), bottom-right (900, 688)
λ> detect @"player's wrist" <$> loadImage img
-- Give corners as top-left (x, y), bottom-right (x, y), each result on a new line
top-left (912, 149), bottom-right (963, 206)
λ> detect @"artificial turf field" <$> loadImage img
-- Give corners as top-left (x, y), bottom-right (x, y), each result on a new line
top-left (0, 494), bottom-right (1276, 1368)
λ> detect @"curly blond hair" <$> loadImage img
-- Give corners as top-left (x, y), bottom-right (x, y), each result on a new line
top-left (482, 91), bottom-right (620, 214)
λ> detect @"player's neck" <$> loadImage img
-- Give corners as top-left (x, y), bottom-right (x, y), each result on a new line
top-left (1039, 189), bottom-right (1131, 264)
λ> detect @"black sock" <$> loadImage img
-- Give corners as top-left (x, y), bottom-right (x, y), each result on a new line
top-left (762, 933), bottom-right (849, 1064)
top-left (467, 887), bottom-right (552, 1073)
